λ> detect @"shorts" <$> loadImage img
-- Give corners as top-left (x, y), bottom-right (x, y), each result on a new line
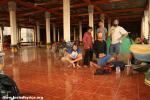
top-left (97, 55), bottom-right (111, 67)
top-left (110, 43), bottom-right (120, 55)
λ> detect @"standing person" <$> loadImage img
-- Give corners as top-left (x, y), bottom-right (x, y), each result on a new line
top-left (110, 19), bottom-right (128, 57)
top-left (97, 20), bottom-right (108, 41)
top-left (83, 26), bottom-right (93, 67)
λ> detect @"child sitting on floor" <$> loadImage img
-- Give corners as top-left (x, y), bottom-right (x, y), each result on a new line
top-left (61, 43), bottom-right (82, 68)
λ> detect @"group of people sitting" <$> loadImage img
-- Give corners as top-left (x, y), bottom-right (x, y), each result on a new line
top-left (60, 19), bottom-right (129, 72)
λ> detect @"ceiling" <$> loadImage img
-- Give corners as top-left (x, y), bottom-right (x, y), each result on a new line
top-left (0, 0), bottom-right (148, 28)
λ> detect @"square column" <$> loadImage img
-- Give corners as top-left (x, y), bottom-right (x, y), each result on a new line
top-left (63, 0), bottom-right (70, 42)
top-left (33, 26), bottom-right (37, 45)
top-left (149, 0), bottom-right (150, 24)
top-left (141, 17), bottom-right (145, 37)
top-left (108, 18), bottom-right (111, 37)
top-left (57, 28), bottom-right (60, 42)
top-left (73, 27), bottom-right (76, 41)
top-left (79, 21), bottom-right (82, 41)
top-left (143, 10), bottom-right (149, 39)
top-left (53, 24), bottom-right (56, 42)
top-left (36, 22), bottom-right (40, 45)
top-left (45, 12), bottom-right (51, 45)
top-left (88, 5), bottom-right (94, 38)
top-left (8, 1), bottom-right (17, 52)
top-left (0, 27), bottom-right (3, 51)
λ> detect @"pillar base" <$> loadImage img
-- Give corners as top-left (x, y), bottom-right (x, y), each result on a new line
top-left (46, 43), bottom-right (51, 49)
top-left (46, 45), bottom-right (51, 49)
top-left (11, 45), bottom-right (18, 53)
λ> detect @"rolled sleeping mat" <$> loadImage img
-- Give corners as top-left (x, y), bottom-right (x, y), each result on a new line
top-left (130, 44), bottom-right (150, 62)
top-left (145, 78), bottom-right (150, 86)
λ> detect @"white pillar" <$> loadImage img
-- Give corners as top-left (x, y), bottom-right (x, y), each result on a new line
top-left (45, 12), bottom-right (51, 44)
top-left (18, 28), bottom-right (21, 43)
top-left (53, 24), bottom-right (56, 42)
top-left (74, 27), bottom-right (76, 41)
top-left (34, 26), bottom-right (37, 44)
top-left (63, 0), bottom-right (70, 42)
top-left (31, 28), bottom-right (35, 42)
top-left (141, 17), bottom-right (145, 37)
top-left (94, 26), bottom-right (97, 40)
top-left (36, 22), bottom-right (40, 43)
top-left (79, 21), bottom-right (82, 41)
top-left (58, 28), bottom-right (60, 42)
top-left (0, 27), bottom-right (3, 51)
top-left (8, 1), bottom-right (17, 47)
top-left (88, 5), bottom-right (94, 38)
top-left (16, 27), bottom-right (19, 43)
top-left (143, 10), bottom-right (149, 39)
top-left (149, 0), bottom-right (150, 24)
top-left (108, 18), bottom-right (111, 36)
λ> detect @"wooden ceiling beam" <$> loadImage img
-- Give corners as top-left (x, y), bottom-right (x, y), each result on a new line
top-left (17, 3), bottom-right (88, 17)
top-left (105, 8), bottom-right (145, 13)
top-left (16, 0), bottom-right (62, 16)
top-left (18, 10), bottom-right (43, 17)
top-left (111, 15), bottom-right (142, 19)
top-left (93, 0), bottom-right (128, 5)
top-left (0, 0), bottom-right (7, 5)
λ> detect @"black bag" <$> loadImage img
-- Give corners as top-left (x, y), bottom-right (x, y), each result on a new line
top-left (112, 61), bottom-right (126, 71)
top-left (94, 68), bottom-right (110, 75)
top-left (0, 74), bottom-right (20, 100)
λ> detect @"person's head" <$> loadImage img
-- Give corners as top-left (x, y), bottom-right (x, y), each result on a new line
top-left (87, 26), bottom-right (93, 33)
top-left (72, 43), bottom-right (78, 51)
top-left (97, 32), bottom-right (103, 40)
top-left (113, 19), bottom-right (119, 27)
top-left (98, 20), bottom-right (104, 27)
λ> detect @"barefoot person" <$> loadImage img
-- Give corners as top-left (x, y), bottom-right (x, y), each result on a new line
top-left (83, 26), bottom-right (93, 67)
top-left (97, 20), bottom-right (108, 41)
top-left (61, 43), bottom-right (82, 68)
top-left (110, 19), bottom-right (128, 58)
top-left (93, 33), bottom-right (113, 68)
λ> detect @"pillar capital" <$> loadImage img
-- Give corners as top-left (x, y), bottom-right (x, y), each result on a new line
top-left (8, 1), bottom-right (16, 11)
top-left (144, 10), bottom-right (149, 17)
top-left (88, 5), bottom-right (94, 13)
top-left (45, 12), bottom-right (50, 18)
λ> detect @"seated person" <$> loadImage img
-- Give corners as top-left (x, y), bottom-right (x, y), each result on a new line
top-left (93, 33), bottom-right (114, 68)
top-left (61, 43), bottom-right (82, 68)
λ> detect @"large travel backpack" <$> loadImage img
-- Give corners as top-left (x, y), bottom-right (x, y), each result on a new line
top-left (0, 74), bottom-right (20, 100)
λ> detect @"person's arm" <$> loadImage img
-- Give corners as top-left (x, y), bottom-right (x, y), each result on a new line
top-left (118, 27), bottom-right (128, 41)
top-left (109, 28), bottom-right (112, 41)
top-left (104, 41), bottom-right (107, 54)
top-left (105, 28), bottom-right (108, 40)
top-left (72, 54), bottom-right (82, 63)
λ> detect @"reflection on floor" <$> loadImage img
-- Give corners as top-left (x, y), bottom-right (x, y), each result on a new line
top-left (4, 47), bottom-right (150, 100)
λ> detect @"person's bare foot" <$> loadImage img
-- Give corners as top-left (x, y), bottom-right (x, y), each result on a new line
top-left (67, 64), bottom-right (72, 68)
top-left (83, 65), bottom-right (88, 68)
top-left (77, 64), bottom-right (81, 69)
top-left (73, 63), bottom-right (76, 68)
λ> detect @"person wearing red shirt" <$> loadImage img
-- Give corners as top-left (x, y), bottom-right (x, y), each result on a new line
top-left (83, 26), bottom-right (93, 67)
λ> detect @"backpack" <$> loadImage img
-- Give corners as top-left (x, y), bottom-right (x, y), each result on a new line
top-left (0, 74), bottom-right (20, 100)
top-left (94, 68), bottom-right (111, 75)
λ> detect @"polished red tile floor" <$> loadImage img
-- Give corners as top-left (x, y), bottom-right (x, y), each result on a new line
top-left (3, 47), bottom-right (150, 100)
